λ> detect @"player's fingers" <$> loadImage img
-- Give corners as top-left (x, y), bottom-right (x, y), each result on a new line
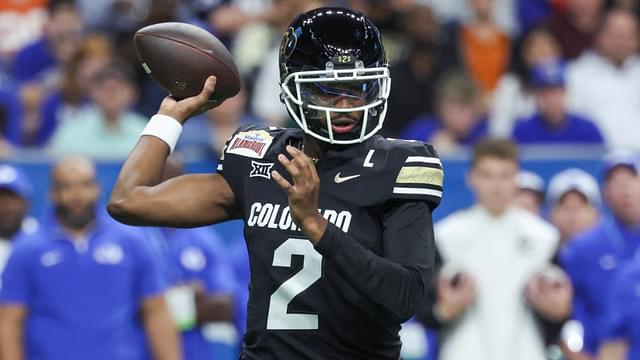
top-left (182, 76), bottom-right (218, 110)
top-left (199, 76), bottom-right (217, 98)
top-left (286, 145), bottom-right (315, 171)
top-left (286, 145), bottom-right (321, 185)
top-left (271, 170), bottom-right (293, 193)
top-left (278, 153), bottom-right (301, 179)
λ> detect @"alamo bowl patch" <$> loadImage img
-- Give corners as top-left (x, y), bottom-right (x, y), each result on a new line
top-left (227, 130), bottom-right (273, 159)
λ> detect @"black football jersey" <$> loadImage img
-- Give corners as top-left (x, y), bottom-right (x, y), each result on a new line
top-left (218, 125), bottom-right (443, 359)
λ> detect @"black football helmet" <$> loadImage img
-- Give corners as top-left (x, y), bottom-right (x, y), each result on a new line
top-left (279, 7), bottom-right (391, 144)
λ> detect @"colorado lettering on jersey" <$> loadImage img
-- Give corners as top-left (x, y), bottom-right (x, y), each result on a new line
top-left (227, 130), bottom-right (273, 159)
top-left (247, 202), bottom-right (352, 233)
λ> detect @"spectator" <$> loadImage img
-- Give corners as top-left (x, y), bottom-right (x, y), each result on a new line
top-left (514, 170), bottom-right (546, 216)
top-left (453, 0), bottom-right (511, 94)
top-left (599, 241), bottom-right (640, 360)
top-left (517, 0), bottom-right (556, 34)
top-left (250, 0), bottom-right (326, 127)
top-left (559, 151), bottom-right (640, 358)
top-left (0, 84), bottom-right (21, 155)
top-left (0, 164), bottom-right (37, 277)
top-left (400, 71), bottom-right (488, 155)
top-left (512, 60), bottom-right (604, 145)
top-left (10, 0), bottom-right (83, 85)
top-left (75, 0), bottom-right (152, 35)
top-left (490, 27), bottom-right (562, 137)
top-left (0, 156), bottom-right (180, 360)
top-left (544, 0), bottom-right (605, 60)
top-left (149, 158), bottom-right (238, 360)
top-left (37, 34), bottom-right (112, 147)
top-left (383, 3), bottom-right (456, 137)
top-left (565, 9), bottom-right (640, 150)
top-left (178, 87), bottom-right (260, 160)
top-left (227, 236), bottom-right (249, 337)
top-left (427, 0), bottom-right (518, 35)
top-left (416, 139), bottom-right (572, 360)
top-left (547, 168), bottom-right (601, 247)
top-left (0, 0), bottom-right (47, 63)
top-left (49, 62), bottom-right (146, 158)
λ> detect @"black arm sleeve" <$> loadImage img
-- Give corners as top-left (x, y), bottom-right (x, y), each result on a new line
top-left (314, 200), bottom-right (436, 321)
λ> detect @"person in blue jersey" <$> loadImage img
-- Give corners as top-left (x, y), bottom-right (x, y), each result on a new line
top-left (153, 226), bottom-right (238, 359)
top-left (400, 71), bottom-right (488, 155)
top-left (512, 60), bottom-right (604, 145)
top-left (148, 159), bottom-right (238, 360)
top-left (598, 256), bottom-right (640, 360)
top-left (0, 164), bottom-right (38, 277)
top-left (0, 156), bottom-right (180, 360)
top-left (546, 168), bottom-right (601, 247)
top-left (559, 151), bottom-right (640, 359)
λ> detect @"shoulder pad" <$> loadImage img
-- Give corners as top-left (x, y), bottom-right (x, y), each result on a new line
top-left (375, 138), bottom-right (443, 209)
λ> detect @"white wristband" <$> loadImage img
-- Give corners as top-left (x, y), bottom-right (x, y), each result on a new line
top-left (140, 114), bottom-right (183, 153)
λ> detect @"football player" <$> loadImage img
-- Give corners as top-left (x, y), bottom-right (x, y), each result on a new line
top-left (108, 7), bottom-right (443, 358)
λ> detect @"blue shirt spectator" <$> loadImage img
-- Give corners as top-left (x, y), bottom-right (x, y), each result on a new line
top-left (512, 59), bottom-right (605, 145)
top-left (228, 236), bottom-right (249, 335)
top-left (601, 261), bottom-right (640, 360)
top-left (517, 0), bottom-right (553, 34)
top-left (0, 156), bottom-right (180, 360)
top-left (512, 112), bottom-right (604, 144)
top-left (559, 217), bottom-right (640, 354)
top-left (559, 151), bottom-right (640, 355)
top-left (0, 164), bottom-right (37, 282)
top-left (9, 1), bottom-right (83, 85)
top-left (401, 115), bottom-right (488, 145)
top-left (0, 214), bottom-right (166, 360)
top-left (0, 83), bottom-right (22, 146)
top-left (147, 227), bottom-right (238, 360)
top-left (10, 38), bottom-right (56, 84)
top-left (399, 71), bottom-right (488, 155)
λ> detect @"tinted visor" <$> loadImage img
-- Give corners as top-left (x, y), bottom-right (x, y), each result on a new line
top-left (299, 79), bottom-right (380, 107)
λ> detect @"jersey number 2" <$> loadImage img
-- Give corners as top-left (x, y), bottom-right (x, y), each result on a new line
top-left (266, 238), bottom-right (322, 330)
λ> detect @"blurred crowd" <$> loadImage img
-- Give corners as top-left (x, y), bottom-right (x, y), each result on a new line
top-left (1, 0), bottom-right (640, 359)
top-left (2, 0), bottom-right (640, 160)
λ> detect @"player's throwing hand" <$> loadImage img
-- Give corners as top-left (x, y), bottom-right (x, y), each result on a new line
top-left (271, 145), bottom-right (327, 243)
top-left (158, 76), bottom-right (218, 124)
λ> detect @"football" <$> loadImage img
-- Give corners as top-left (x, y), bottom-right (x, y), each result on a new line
top-left (133, 22), bottom-right (241, 105)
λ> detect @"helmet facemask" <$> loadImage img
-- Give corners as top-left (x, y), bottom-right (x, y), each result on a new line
top-left (281, 61), bottom-right (391, 144)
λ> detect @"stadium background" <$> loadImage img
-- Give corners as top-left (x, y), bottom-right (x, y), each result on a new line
top-left (1, 0), bottom-right (639, 359)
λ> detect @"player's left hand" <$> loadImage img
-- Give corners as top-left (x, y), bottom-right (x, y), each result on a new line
top-left (272, 145), bottom-right (327, 244)
top-left (525, 266), bottom-right (573, 321)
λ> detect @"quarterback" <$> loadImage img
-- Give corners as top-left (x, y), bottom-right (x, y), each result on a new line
top-left (109, 7), bottom-right (443, 358)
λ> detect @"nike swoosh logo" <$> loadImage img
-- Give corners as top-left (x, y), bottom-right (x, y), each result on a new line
top-left (334, 172), bottom-right (361, 183)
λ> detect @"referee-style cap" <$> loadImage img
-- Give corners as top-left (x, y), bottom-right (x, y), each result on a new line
top-left (547, 168), bottom-right (601, 207)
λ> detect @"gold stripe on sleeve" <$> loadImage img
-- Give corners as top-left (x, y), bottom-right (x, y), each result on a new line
top-left (395, 166), bottom-right (444, 187)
